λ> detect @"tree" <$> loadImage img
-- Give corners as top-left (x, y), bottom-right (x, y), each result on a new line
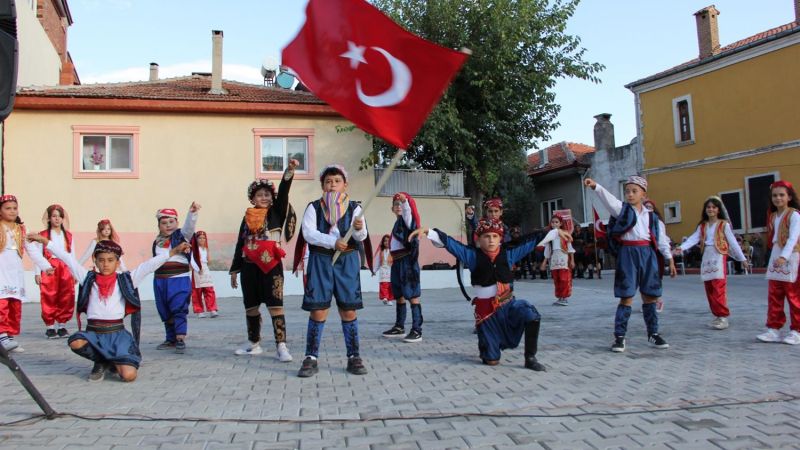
top-left (366, 0), bottom-right (603, 207)
top-left (494, 151), bottom-right (538, 230)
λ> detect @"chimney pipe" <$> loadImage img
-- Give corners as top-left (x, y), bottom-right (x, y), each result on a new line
top-left (593, 113), bottom-right (615, 152)
top-left (149, 62), bottom-right (159, 81)
top-left (694, 5), bottom-right (721, 59)
top-left (795, 0), bottom-right (800, 22)
top-left (209, 30), bottom-right (226, 94)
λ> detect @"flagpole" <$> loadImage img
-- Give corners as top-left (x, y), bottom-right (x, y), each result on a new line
top-left (593, 212), bottom-right (599, 274)
top-left (332, 148), bottom-right (406, 264)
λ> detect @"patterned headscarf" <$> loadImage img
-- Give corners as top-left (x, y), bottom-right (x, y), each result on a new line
top-left (156, 208), bottom-right (179, 220)
top-left (0, 194), bottom-right (17, 204)
top-left (247, 179), bottom-right (277, 202)
top-left (625, 175), bottom-right (648, 192)
top-left (476, 219), bottom-right (505, 237)
top-left (321, 192), bottom-right (350, 227)
top-left (94, 240), bottom-right (124, 257)
top-left (483, 198), bottom-right (504, 210)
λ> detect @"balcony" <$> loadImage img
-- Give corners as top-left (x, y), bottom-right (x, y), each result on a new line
top-left (374, 168), bottom-right (464, 197)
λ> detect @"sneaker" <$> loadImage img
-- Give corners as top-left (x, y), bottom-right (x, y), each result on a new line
top-left (611, 336), bottom-right (626, 353)
top-left (524, 356), bottom-right (546, 372)
top-left (648, 333), bottom-right (669, 349)
top-left (276, 343), bottom-right (293, 362)
top-left (757, 328), bottom-right (782, 343)
top-left (782, 330), bottom-right (800, 345)
top-left (156, 340), bottom-right (176, 350)
top-left (196, 312), bottom-right (208, 318)
top-left (403, 329), bottom-right (422, 343)
top-left (346, 356), bottom-right (368, 375)
top-left (553, 299), bottom-right (569, 306)
top-left (234, 342), bottom-right (263, 356)
top-left (45, 328), bottom-right (57, 339)
top-left (57, 328), bottom-right (69, 338)
top-left (382, 325), bottom-right (405, 338)
top-left (175, 340), bottom-right (186, 354)
top-left (209, 310), bottom-right (219, 318)
top-left (710, 317), bottom-right (729, 330)
top-left (297, 356), bottom-right (319, 378)
top-left (88, 362), bottom-right (107, 382)
top-left (1, 336), bottom-right (19, 352)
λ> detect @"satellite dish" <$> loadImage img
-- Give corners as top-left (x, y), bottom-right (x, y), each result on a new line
top-left (276, 72), bottom-right (295, 89)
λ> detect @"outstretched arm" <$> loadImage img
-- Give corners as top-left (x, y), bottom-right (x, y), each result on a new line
top-left (28, 234), bottom-right (85, 281)
top-left (411, 227), bottom-right (477, 270)
top-left (132, 242), bottom-right (190, 287)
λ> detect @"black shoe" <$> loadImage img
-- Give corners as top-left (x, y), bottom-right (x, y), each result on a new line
top-left (156, 340), bottom-right (176, 350)
top-left (45, 329), bottom-right (57, 339)
top-left (297, 356), bottom-right (319, 378)
top-left (88, 362), bottom-right (107, 382)
top-left (403, 329), bottom-right (422, 343)
top-left (175, 340), bottom-right (186, 354)
top-left (524, 356), bottom-right (546, 371)
top-left (382, 325), bottom-right (405, 337)
top-left (648, 334), bottom-right (669, 349)
top-left (611, 336), bottom-right (626, 353)
top-left (346, 356), bottom-right (368, 375)
top-left (57, 328), bottom-right (69, 338)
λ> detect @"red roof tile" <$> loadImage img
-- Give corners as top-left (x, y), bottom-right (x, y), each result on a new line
top-left (527, 142), bottom-right (594, 176)
top-left (627, 21), bottom-right (800, 89)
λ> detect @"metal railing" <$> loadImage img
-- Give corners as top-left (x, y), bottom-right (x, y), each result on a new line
top-left (374, 168), bottom-right (464, 197)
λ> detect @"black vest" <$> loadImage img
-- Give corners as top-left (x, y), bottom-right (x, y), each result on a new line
top-left (470, 249), bottom-right (514, 287)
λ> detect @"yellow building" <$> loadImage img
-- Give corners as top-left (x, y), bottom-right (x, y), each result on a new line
top-left (625, 5), bottom-right (800, 242)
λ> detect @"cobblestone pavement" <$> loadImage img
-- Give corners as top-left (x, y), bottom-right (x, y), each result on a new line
top-left (1, 273), bottom-right (800, 449)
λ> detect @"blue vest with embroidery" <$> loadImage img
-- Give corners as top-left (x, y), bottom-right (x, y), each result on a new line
top-left (77, 271), bottom-right (142, 346)
top-left (391, 213), bottom-right (418, 253)
top-left (151, 229), bottom-right (189, 261)
top-left (607, 203), bottom-right (659, 256)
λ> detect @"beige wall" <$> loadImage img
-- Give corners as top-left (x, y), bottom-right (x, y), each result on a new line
top-left (16, 0), bottom-right (61, 87)
top-left (5, 109), bottom-right (466, 268)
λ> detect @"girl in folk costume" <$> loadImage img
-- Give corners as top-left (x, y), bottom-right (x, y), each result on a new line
top-left (190, 231), bottom-right (218, 318)
top-left (78, 219), bottom-right (127, 271)
top-left (375, 234), bottom-right (394, 305)
top-left (0, 195), bottom-right (53, 353)
top-left (28, 233), bottom-right (190, 382)
top-left (757, 181), bottom-right (800, 345)
top-left (35, 204), bottom-right (77, 339)
top-left (541, 214), bottom-right (575, 306)
top-left (230, 159), bottom-right (298, 361)
top-left (410, 219), bottom-right (570, 370)
top-left (678, 196), bottom-right (748, 330)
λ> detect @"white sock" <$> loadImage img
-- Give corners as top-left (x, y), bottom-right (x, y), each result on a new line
top-left (47, 325), bottom-right (55, 330)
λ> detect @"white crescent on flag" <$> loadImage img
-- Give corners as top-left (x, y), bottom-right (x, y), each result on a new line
top-left (340, 41), bottom-right (412, 108)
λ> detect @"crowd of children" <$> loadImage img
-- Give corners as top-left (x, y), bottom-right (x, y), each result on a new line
top-left (0, 167), bottom-right (796, 382)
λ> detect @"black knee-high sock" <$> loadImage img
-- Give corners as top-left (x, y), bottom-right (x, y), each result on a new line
top-left (395, 301), bottom-right (407, 328)
top-left (614, 304), bottom-right (632, 337)
top-left (410, 303), bottom-right (423, 332)
top-left (642, 302), bottom-right (659, 336)
top-left (246, 314), bottom-right (262, 344)
top-left (524, 320), bottom-right (541, 358)
top-left (271, 314), bottom-right (287, 344)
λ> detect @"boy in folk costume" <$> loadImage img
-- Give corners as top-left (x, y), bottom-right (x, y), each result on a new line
top-left (678, 196), bottom-right (748, 330)
top-left (293, 164), bottom-right (372, 377)
top-left (230, 160), bottom-right (298, 361)
top-left (27, 234), bottom-right (190, 381)
top-left (476, 198), bottom-right (511, 244)
top-left (411, 219), bottom-right (569, 370)
top-left (152, 203), bottom-right (200, 354)
top-left (541, 214), bottom-right (575, 306)
top-left (585, 176), bottom-right (677, 353)
top-left (382, 192), bottom-right (424, 343)
top-left (35, 204), bottom-right (76, 339)
top-left (0, 195), bottom-right (53, 352)
top-left (190, 231), bottom-right (218, 319)
top-left (757, 180), bottom-right (800, 345)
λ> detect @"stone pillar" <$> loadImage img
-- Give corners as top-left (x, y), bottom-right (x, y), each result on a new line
top-left (593, 113), bottom-right (615, 152)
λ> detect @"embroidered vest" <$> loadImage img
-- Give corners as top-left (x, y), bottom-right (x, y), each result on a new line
top-left (391, 212), bottom-right (419, 255)
top-left (77, 271), bottom-right (142, 345)
top-left (767, 208), bottom-right (800, 253)
top-left (606, 203), bottom-right (659, 256)
top-left (40, 229), bottom-right (72, 259)
top-left (469, 249), bottom-right (514, 287)
top-left (699, 221), bottom-right (730, 255)
top-left (151, 229), bottom-right (190, 261)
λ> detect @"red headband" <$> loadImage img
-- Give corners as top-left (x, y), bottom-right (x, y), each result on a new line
top-left (476, 219), bottom-right (504, 237)
top-left (771, 180), bottom-right (794, 191)
top-left (156, 208), bottom-right (179, 220)
top-left (0, 194), bottom-right (17, 204)
top-left (483, 198), bottom-right (503, 210)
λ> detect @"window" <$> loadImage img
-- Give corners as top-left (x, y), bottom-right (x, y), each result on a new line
top-left (541, 198), bottom-right (563, 227)
top-left (672, 94), bottom-right (695, 145)
top-left (745, 172), bottom-right (778, 232)
top-left (72, 126), bottom-right (139, 179)
top-left (663, 201), bottom-right (681, 224)
top-left (538, 149), bottom-right (549, 167)
top-left (253, 128), bottom-right (314, 180)
top-left (719, 189), bottom-right (745, 232)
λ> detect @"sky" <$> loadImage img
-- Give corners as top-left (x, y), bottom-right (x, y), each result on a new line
top-left (66, 0), bottom-right (796, 152)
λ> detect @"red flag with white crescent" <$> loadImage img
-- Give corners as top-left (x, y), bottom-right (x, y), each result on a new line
top-left (593, 207), bottom-right (607, 239)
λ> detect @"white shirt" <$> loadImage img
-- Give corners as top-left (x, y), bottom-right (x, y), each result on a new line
top-left (543, 229), bottom-right (575, 270)
top-left (680, 221), bottom-right (746, 261)
top-left (301, 201), bottom-right (368, 249)
top-left (78, 239), bottom-right (128, 271)
top-left (592, 184), bottom-right (673, 260)
top-left (154, 211), bottom-right (198, 277)
top-left (47, 240), bottom-right (169, 320)
top-left (771, 210), bottom-right (800, 261)
top-left (34, 229), bottom-right (76, 274)
top-left (390, 201), bottom-right (413, 251)
top-left (0, 226), bottom-right (52, 301)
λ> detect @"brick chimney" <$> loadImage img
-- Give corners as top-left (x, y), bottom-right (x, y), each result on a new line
top-left (694, 5), bottom-right (721, 59)
top-left (593, 113), bottom-right (615, 152)
top-left (149, 63), bottom-right (159, 81)
top-left (209, 30), bottom-right (226, 94)
top-left (795, 0), bottom-right (800, 22)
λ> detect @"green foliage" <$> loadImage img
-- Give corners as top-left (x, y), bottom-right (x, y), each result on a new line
top-left (368, 0), bottom-right (603, 200)
top-left (495, 151), bottom-right (537, 227)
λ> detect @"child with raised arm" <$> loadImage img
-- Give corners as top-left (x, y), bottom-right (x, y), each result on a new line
top-left (585, 176), bottom-right (676, 353)
top-left (28, 233), bottom-right (189, 382)
top-left (410, 219), bottom-right (569, 370)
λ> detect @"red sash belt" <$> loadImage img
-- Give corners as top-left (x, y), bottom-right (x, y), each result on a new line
top-left (622, 240), bottom-right (651, 247)
top-left (243, 240), bottom-right (286, 274)
top-left (471, 290), bottom-right (513, 326)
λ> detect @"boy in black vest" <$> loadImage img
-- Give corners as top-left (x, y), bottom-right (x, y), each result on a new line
top-left (27, 234), bottom-right (189, 382)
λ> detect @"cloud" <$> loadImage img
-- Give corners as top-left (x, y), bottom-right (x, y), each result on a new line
top-left (80, 60), bottom-right (264, 85)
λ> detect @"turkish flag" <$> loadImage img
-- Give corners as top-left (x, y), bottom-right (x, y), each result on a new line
top-left (281, 0), bottom-right (469, 149)
top-left (593, 207), bottom-right (607, 239)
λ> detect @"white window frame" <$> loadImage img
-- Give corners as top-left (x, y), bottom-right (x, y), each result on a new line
top-left (663, 201), bottom-right (681, 224)
top-left (672, 94), bottom-right (695, 146)
top-left (541, 198), bottom-right (563, 227)
top-left (79, 135), bottom-right (134, 173)
top-left (719, 189), bottom-right (745, 233)
top-left (745, 171), bottom-right (779, 232)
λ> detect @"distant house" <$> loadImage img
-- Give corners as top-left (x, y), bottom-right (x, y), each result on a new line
top-left (527, 142), bottom-right (594, 228)
top-left (625, 4), bottom-right (800, 239)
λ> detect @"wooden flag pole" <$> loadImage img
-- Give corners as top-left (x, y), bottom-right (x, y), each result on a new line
top-left (332, 148), bottom-right (406, 264)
